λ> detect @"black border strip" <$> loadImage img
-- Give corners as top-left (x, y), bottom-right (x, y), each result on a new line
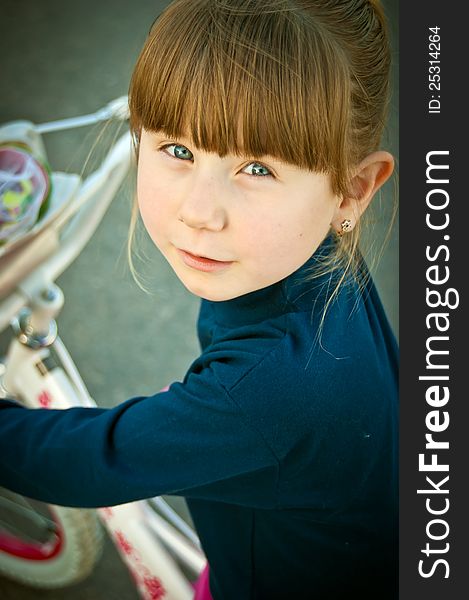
top-left (400, 2), bottom-right (467, 597)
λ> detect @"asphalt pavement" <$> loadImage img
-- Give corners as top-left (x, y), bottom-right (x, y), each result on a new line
top-left (0, 1), bottom-right (398, 598)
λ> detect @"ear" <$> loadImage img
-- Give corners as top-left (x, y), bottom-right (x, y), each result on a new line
top-left (331, 151), bottom-right (394, 235)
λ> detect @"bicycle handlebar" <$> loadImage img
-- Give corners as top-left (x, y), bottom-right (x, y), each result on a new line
top-left (31, 130), bottom-right (133, 287)
top-left (35, 96), bottom-right (129, 134)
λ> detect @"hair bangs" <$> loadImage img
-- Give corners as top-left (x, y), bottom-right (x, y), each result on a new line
top-left (129, 0), bottom-right (351, 192)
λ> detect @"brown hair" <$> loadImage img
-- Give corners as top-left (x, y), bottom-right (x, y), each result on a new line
top-left (127, 0), bottom-right (396, 314)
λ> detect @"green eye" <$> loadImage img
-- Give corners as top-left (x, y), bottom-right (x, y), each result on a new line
top-left (166, 144), bottom-right (193, 160)
top-left (244, 162), bottom-right (273, 177)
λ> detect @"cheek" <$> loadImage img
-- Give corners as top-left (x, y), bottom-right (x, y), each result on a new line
top-left (297, 196), bottom-right (336, 239)
top-left (136, 181), bottom-right (156, 238)
top-left (136, 166), bottom-right (171, 237)
top-left (136, 163), bottom-right (150, 214)
top-left (256, 202), bottom-right (333, 263)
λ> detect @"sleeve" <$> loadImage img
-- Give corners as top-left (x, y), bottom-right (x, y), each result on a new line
top-left (0, 369), bottom-right (279, 508)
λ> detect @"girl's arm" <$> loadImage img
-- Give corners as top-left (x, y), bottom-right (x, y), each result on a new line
top-left (0, 374), bottom-right (278, 508)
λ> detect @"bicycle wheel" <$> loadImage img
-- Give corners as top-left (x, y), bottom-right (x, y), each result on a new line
top-left (0, 487), bottom-right (104, 588)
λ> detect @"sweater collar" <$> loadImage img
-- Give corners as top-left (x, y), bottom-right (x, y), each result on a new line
top-left (209, 233), bottom-right (339, 328)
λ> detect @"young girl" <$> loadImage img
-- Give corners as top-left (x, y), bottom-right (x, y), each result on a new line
top-left (0, 1), bottom-right (398, 598)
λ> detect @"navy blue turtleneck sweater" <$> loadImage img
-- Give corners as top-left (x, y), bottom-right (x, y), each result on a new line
top-left (0, 235), bottom-right (398, 599)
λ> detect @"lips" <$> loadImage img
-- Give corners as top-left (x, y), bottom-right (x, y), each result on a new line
top-left (176, 248), bottom-right (233, 272)
top-left (180, 248), bottom-right (229, 263)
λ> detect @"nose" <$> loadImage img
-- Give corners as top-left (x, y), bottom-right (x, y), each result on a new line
top-left (177, 173), bottom-right (228, 231)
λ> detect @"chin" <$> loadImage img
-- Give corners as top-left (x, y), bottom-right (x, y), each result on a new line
top-left (188, 287), bottom-right (235, 302)
top-left (180, 280), bottom-right (241, 302)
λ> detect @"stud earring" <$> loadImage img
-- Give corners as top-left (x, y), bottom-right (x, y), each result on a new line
top-left (336, 219), bottom-right (352, 237)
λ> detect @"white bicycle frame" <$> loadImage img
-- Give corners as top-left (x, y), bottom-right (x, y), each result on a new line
top-left (0, 99), bottom-right (205, 600)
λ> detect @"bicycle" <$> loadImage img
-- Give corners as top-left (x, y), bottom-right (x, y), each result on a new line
top-left (0, 98), bottom-right (206, 600)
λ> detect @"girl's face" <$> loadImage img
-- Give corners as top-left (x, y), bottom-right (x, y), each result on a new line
top-left (137, 129), bottom-right (340, 302)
